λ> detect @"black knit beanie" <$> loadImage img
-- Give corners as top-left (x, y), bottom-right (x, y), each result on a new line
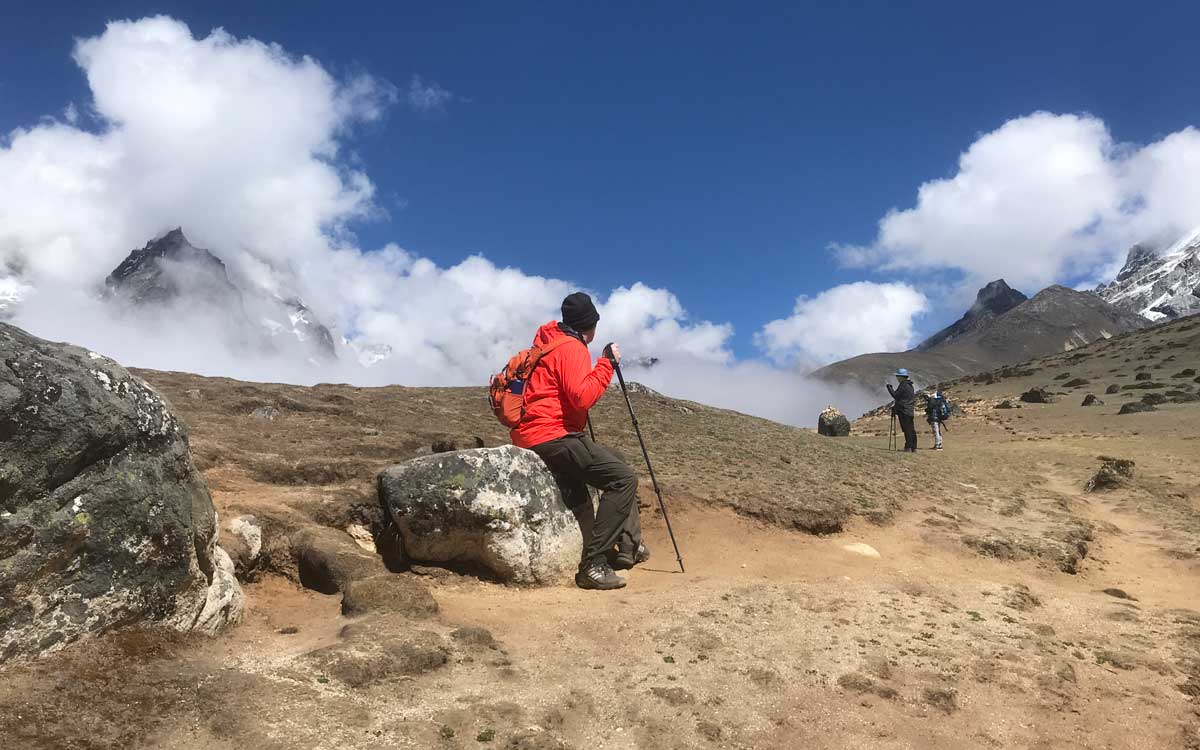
top-left (561, 292), bottom-right (600, 332)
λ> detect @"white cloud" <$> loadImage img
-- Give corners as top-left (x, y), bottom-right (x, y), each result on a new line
top-left (406, 74), bottom-right (457, 115)
top-left (0, 16), bottom-right (881, 426)
top-left (756, 282), bottom-right (928, 366)
top-left (837, 112), bottom-right (1200, 293)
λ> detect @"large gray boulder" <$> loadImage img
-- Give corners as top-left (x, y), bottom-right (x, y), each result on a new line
top-left (0, 322), bottom-right (243, 663)
top-left (378, 446), bottom-right (583, 585)
top-left (817, 406), bottom-right (851, 437)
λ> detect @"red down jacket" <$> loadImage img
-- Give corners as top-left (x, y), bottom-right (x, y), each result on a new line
top-left (510, 321), bottom-right (614, 449)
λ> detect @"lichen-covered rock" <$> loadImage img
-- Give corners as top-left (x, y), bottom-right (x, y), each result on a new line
top-left (0, 322), bottom-right (242, 663)
top-left (377, 446), bottom-right (583, 585)
top-left (817, 406), bottom-right (851, 437)
top-left (1081, 394), bottom-right (1103, 407)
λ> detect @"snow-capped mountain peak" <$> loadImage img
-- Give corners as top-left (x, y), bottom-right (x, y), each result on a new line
top-left (1096, 227), bottom-right (1200, 321)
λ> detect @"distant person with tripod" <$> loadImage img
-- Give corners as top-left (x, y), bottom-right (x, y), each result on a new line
top-left (510, 293), bottom-right (649, 590)
top-left (887, 368), bottom-right (918, 453)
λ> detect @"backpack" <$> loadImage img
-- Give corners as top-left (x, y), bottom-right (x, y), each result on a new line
top-left (488, 337), bottom-right (575, 428)
top-left (934, 396), bottom-right (952, 421)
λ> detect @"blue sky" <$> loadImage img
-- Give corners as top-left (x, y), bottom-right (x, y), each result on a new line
top-left (2, 1), bottom-right (1199, 360)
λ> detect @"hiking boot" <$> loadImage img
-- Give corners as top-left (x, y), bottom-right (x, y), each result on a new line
top-left (576, 559), bottom-right (626, 590)
top-left (613, 542), bottom-right (651, 570)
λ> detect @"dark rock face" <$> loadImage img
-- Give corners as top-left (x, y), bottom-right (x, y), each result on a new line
top-left (915, 279), bottom-right (1028, 351)
top-left (994, 400), bottom-right (1019, 409)
top-left (0, 322), bottom-right (242, 663)
top-left (105, 229), bottom-right (244, 311)
top-left (1136, 372), bottom-right (1153, 381)
top-left (103, 229), bottom-right (338, 363)
top-left (1081, 394), bottom-right (1103, 407)
top-left (1020, 387), bottom-right (1055, 404)
top-left (1142, 393), bottom-right (1168, 406)
top-left (817, 406), bottom-right (851, 437)
top-left (1105, 384), bottom-right (1121, 394)
top-left (378, 447), bottom-right (583, 585)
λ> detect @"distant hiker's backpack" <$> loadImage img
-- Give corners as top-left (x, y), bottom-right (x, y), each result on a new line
top-left (934, 396), bottom-right (952, 421)
top-left (489, 337), bottom-right (574, 428)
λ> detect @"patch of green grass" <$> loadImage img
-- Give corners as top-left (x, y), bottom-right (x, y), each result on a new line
top-left (316, 675), bottom-right (329, 684)
top-left (476, 728), bottom-right (496, 742)
top-left (966, 611), bottom-right (984, 622)
top-left (438, 726), bottom-right (455, 739)
top-left (662, 655), bottom-right (675, 664)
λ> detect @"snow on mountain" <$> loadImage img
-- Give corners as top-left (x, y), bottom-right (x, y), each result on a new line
top-left (346, 338), bottom-right (393, 368)
top-left (1096, 226), bottom-right (1200, 321)
top-left (0, 275), bottom-right (31, 320)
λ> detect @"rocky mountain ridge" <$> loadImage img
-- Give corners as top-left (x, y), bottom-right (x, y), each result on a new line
top-left (814, 281), bottom-right (1149, 389)
top-left (1096, 226), bottom-right (1200, 321)
top-left (106, 229), bottom-right (337, 362)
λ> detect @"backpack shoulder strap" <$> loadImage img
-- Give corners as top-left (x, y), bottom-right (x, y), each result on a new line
top-left (536, 336), bottom-right (576, 356)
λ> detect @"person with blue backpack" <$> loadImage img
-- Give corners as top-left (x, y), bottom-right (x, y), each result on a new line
top-left (925, 390), bottom-right (951, 451)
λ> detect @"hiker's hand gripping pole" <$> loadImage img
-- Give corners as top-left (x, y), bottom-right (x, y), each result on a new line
top-left (604, 343), bottom-right (685, 573)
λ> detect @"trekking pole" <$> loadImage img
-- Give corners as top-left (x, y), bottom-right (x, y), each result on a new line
top-left (605, 345), bottom-right (685, 573)
top-left (889, 409), bottom-right (897, 452)
top-left (586, 415), bottom-right (596, 442)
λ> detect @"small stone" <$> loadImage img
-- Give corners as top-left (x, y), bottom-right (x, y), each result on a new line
top-left (1101, 588), bottom-right (1137, 601)
top-left (842, 543), bottom-right (881, 559)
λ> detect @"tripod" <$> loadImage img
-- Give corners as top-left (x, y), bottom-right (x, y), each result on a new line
top-left (888, 404), bottom-right (898, 452)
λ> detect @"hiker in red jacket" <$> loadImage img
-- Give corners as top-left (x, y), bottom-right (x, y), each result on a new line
top-left (513, 292), bottom-right (649, 590)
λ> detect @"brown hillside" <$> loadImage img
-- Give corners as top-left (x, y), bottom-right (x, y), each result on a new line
top-left (3, 317), bottom-right (1199, 749)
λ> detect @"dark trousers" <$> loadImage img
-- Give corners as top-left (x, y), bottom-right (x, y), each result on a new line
top-left (531, 433), bottom-right (642, 566)
top-left (897, 413), bottom-right (917, 451)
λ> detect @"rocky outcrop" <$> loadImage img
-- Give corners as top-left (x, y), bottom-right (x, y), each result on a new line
top-left (378, 446), bottom-right (583, 585)
top-left (1020, 387), bottom-right (1055, 404)
top-left (1081, 394), bottom-right (1103, 407)
top-left (817, 406), bottom-right (851, 437)
top-left (1086, 457), bottom-right (1134, 492)
top-left (0, 322), bottom-right (243, 663)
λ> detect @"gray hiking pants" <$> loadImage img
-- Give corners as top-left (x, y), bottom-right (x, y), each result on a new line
top-left (531, 433), bottom-right (642, 567)
top-left (930, 420), bottom-right (943, 449)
